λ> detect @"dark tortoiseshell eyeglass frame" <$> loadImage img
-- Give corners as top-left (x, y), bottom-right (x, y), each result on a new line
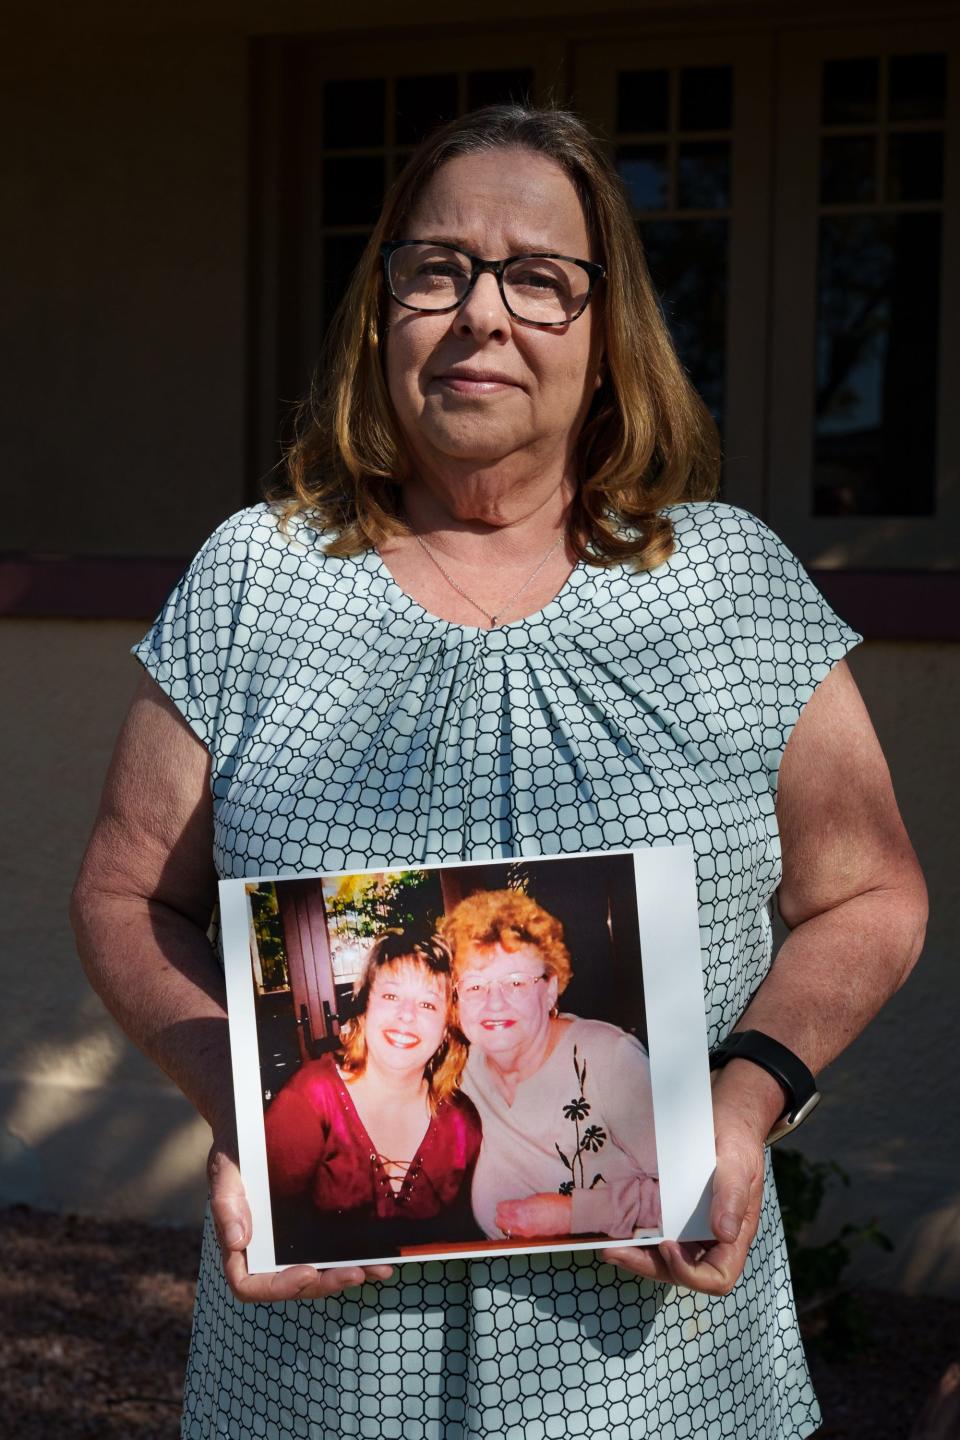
top-left (380, 240), bottom-right (606, 326)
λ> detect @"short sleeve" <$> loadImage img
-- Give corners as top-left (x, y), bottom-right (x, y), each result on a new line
top-left (713, 505), bottom-right (863, 792)
top-left (131, 507), bottom-right (259, 752)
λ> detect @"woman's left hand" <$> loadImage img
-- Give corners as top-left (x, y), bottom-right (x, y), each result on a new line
top-left (496, 1193), bottom-right (574, 1239)
top-left (601, 1073), bottom-right (769, 1296)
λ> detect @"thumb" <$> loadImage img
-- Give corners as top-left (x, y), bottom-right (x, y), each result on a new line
top-left (208, 1142), bottom-right (251, 1252)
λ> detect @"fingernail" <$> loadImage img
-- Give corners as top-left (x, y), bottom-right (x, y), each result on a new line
top-left (718, 1213), bottom-right (741, 1242)
top-left (224, 1221), bottom-right (245, 1247)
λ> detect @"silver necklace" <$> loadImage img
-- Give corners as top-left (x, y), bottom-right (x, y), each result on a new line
top-left (411, 528), bottom-right (566, 627)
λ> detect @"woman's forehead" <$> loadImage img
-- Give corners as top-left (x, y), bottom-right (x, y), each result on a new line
top-left (458, 941), bottom-right (544, 973)
top-left (406, 148), bottom-right (592, 258)
top-left (373, 958), bottom-right (447, 992)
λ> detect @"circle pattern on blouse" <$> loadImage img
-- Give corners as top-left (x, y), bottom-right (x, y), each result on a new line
top-left (134, 500), bottom-right (860, 1440)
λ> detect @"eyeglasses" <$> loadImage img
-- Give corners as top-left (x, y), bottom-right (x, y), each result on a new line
top-left (455, 972), bottom-right (550, 1004)
top-left (381, 240), bottom-right (605, 326)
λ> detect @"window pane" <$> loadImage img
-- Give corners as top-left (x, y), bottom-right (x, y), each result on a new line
top-left (677, 141), bottom-right (730, 209)
top-left (889, 53), bottom-right (947, 122)
top-left (887, 131), bottom-right (944, 203)
top-left (322, 156), bottom-right (386, 226)
top-left (642, 218), bottom-right (728, 426)
top-left (466, 69), bottom-right (534, 109)
top-left (617, 146), bottom-right (669, 211)
top-left (822, 57), bottom-right (879, 124)
top-left (678, 66), bottom-right (733, 130)
top-left (819, 135), bottom-right (876, 204)
top-left (323, 79), bottom-right (386, 148)
top-left (323, 234), bottom-right (370, 327)
top-left (396, 73), bottom-right (458, 145)
top-left (617, 69), bottom-right (670, 133)
top-left (814, 213), bottom-right (940, 516)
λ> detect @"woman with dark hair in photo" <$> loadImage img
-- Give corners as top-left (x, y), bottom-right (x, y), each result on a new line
top-left (72, 100), bottom-right (926, 1440)
top-left (264, 929), bottom-right (482, 1262)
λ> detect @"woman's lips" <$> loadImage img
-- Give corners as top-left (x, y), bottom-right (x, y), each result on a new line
top-left (382, 1029), bottom-right (422, 1049)
top-left (433, 371), bottom-right (521, 394)
top-left (479, 1019), bottom-right (517, 1030)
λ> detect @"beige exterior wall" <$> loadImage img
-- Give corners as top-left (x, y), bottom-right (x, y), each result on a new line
top-left (3, 0), bottom-right (957, 1294)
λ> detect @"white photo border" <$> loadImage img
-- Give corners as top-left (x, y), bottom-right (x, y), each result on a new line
top-left (219, 841), bottom-right (716, 1274)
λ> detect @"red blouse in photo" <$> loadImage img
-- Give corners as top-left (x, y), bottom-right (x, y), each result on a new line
top-left (264, 1056), bottom-right (483, 1263)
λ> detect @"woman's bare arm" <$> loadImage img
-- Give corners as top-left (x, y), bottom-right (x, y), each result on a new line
top-left (604, 657), bottom-right (928, 1293)
top-left (70, 670), bottom-right (393, 1300)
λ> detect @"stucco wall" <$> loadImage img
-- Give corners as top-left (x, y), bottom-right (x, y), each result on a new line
top-left (1, 623), bottom-right (957, 1294)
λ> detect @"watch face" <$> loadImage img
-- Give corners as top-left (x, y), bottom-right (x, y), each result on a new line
top-left (768, 1091), bottom-right (821, 1146)
top-left (790, 1091), bottom-right (822, 1126)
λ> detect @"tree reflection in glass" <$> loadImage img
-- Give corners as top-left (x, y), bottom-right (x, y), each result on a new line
top-left (814, 214), bottom-right (940, 516)
top-left (643, 219), bottom-right (727, 426)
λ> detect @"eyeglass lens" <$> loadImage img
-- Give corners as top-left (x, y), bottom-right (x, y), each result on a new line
top-left (457, 973), bottom-right (543, 1001)
top-left (388, 243), bottom-right (591, 323)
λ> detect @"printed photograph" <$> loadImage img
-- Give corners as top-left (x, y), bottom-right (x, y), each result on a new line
top-left (220, 845), bottom-right (715, 1272)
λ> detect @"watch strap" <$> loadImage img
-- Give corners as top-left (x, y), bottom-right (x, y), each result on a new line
top-left (709, 1029), bottom-right (821, 1144)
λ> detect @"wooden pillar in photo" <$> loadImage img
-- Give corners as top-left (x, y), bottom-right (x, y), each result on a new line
top-left (276, 880), bottom-right (339, 1058)
top-left (439, 868), bottom-right (465, 917)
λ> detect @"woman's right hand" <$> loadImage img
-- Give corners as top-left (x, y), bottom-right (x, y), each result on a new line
top-left (208, 1141), bottom-right (394, 1302)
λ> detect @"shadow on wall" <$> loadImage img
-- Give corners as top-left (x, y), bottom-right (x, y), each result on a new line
top-left (900, 1197), bottom-right (960, 1297)
top-left (0, 1015), bottom-right (211, 1225)
top-left (0, 621), bottom-right (211, 1225)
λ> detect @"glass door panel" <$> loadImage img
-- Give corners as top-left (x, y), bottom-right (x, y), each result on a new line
top-left (768, 21), bottom-right (960, 569)
top-left (612, 63), bottom-right (733, 429)
top-left (575, 36), bottom-right (775, 513)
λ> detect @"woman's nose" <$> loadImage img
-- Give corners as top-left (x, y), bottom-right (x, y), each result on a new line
top-left (453, 272), bottom-right (509, 341)
top-left (395, 995), bottom-right (416, 1022)
top-left (483, 981), bottom-right (508, 1011)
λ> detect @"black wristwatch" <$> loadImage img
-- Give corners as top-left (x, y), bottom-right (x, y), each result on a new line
top-left (709, 1029), bottom-right (821, 1145)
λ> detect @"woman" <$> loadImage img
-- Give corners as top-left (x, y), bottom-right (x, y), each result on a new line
top-left (438, 888), bottom-right (661, 1244)
top-left (71, 103), bottom-right (926, 1440)
top-left (264, 930), bottom-right (482, 1263)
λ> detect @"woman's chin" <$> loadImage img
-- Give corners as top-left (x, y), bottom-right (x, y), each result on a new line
top-left (367, 1038), bottom-right (428, 1072)
top-left (411, 416), bottom-right (534, 471)
top-left (470, 1023), bottom-right (525, 1055)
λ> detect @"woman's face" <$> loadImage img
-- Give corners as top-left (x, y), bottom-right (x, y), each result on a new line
top-left (363, 960), bottom-right (448, 1076)
top-left (384, 147), bottom-right (604, 511)
top-left (455, 942), bottom-right (558, 1066)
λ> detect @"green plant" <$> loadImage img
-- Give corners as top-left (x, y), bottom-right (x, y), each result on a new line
top-left (249, 883), bottom-right (288, 990)
top-left (326, 869), bottom-right (439, 938)
top-left (772, 1146), bottom-right (893, 1358)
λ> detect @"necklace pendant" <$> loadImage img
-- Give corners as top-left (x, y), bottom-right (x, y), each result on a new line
top-left (488, 615), bottom-right (500, 628)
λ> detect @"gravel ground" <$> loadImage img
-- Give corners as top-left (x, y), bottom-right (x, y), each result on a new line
top-left (3, 1204), bottom-right (958, 1439)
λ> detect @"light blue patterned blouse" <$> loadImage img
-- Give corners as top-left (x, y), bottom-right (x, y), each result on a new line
top-left (133, 499), bottom-right (861, 1440)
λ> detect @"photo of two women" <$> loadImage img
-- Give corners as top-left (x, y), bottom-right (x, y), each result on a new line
top-left (246, 851), bottom-right (662, 1267)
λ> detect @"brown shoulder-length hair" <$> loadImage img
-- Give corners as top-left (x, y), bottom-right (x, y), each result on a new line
top-left (269, 103), bottom-right (721, 572)
top-left (338, 929), bottom-right (467, 1111)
